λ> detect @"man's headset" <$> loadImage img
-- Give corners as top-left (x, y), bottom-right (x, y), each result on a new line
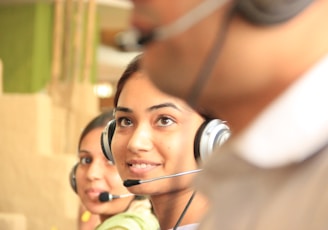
top-left (117, 0), bottom-right (313, 51)
top-left (101, 118), bottom-right (231, 164)
top-left (236, 0), bottom-right (313, 25)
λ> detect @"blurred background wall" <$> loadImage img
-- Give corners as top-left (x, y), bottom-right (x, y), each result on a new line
top-left (0, 0), bottom-right (138, 229)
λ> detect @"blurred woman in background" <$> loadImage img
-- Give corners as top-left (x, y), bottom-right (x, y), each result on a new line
top-left (70, 110), bottom-right (159, 230)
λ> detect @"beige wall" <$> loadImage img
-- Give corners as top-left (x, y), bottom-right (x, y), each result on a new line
top-left (0, 59), bottom-right (100, 230)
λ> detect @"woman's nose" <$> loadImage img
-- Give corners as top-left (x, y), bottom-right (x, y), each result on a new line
top-left (86, 161), bottom-right (104, 180)
top-left (127, 124), bottom-right (153, 153)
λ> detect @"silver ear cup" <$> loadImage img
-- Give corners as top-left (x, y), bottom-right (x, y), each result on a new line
top-left (198, 119), bottom-right (230, 162)
top-left (101, 120), bottom-right (116, 164)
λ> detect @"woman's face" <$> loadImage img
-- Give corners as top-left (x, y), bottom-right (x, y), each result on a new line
top-left (76, 127), bottom-right (133, 216)
top-left (111, 72), bottom-right (205, 195)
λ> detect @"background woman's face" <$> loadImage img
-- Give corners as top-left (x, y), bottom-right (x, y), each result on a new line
top-left (111, 72), bottom-right (204, 195)
top-left (76, 127), bottom-right (133, 216)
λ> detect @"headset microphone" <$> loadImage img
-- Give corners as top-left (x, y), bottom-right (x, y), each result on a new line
top-left (98, 192), bottom-right (134, 202)
top-left (123, 169), bottom-right (202, 187)
top-left (116, 0), bottom-right (227, 51)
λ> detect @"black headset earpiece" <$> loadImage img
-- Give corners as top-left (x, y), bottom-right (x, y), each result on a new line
top-left (101, 119), bottom-right (116, 164)
top-left (194, 119), bottom-right (231, 162)
top-left (235, 0), bottom-right (313, 25)
top-left (69, 163), bottom-right (79, 193)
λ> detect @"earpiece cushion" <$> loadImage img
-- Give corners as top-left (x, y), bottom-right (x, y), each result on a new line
top-left (101, 119), bottom-right (116, 164)
top-left (194, 119), bottom-right (230, 162)
top-left (236, 0), bottom-right (313, 25)
top-left (69, 163), bottom-right (78, 193)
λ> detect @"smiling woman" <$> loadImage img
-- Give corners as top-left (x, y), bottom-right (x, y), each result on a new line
top-left (101, 54), bottom-right (230, 230)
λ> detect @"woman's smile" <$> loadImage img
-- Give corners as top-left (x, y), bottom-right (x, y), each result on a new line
top-left (127, 159), bottom-right (161, 175)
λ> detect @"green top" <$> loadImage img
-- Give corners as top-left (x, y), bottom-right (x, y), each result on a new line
top-left (95, 198), bottom-right (159, 230)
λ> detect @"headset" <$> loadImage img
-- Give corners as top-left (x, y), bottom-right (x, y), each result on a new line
top-left (69, 163), bottom-right (78, 193)
top-left (116, 0), bottom-right (314, 52)
top-left (101, 118), bottom-right (231, 164)
top-left (235, 0), bottom-right (313, 25)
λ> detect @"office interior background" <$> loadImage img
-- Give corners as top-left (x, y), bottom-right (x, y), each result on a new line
top-left (0, 0), bottom-right (138, 229)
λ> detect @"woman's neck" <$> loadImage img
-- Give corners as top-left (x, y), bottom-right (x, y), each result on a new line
top-left (99, 214), bottom-right (112, 223)
top-left (151, 188), bottom-right (208, 230)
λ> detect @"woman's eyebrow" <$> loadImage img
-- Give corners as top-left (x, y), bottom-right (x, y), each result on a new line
top-left (147, 102), bottom-right (181, 112)
top-left (115, 103), bottom-right (181, 113)
top-left (115, 107), bottom-right (133, 113)
top-left (78, 149), bottom-right (91, 155)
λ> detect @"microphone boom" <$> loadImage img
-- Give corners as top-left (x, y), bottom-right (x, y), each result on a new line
top-left (99, 192), bottom-right (134, 202)
top-left (124, 169), bottom-right (202, 187)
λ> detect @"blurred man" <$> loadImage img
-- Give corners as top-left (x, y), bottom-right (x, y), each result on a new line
top-left (124, 0), bottom-right (328, 229)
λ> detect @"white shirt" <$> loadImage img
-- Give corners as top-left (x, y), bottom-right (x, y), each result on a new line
top-left (195, 54), bottom-right (328, 230)
top-left (169, 223), bottom-right (199, 230)
top-left (233, 54), bottom-right (328, 168)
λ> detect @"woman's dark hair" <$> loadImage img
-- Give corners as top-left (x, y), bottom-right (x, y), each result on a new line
top-left (78, 110), bottom-right (114, 150)
top-left (113, 53), bottom-right (211, 120)
top-left (114, 54), bottom-right (142, 107)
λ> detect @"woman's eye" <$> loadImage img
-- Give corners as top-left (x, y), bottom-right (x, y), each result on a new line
top-left (80, 157), bottom-right (92, 165)
top-left (157, 117), bottom-right (174, 127)
top-left (117, 117), bottom-right (133, 127)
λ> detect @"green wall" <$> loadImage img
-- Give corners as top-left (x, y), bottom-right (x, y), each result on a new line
top-left (0, 3), bottom-right (53, 93)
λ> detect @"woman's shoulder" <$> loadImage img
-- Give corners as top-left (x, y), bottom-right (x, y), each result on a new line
top-left (96, 211), bottom-right (159, 230)
top-left (96, 198), bottom-right (159, 230)
top-left (127, 197), bottom-right (153, 213)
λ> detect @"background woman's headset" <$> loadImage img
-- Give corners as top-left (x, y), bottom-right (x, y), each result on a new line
top-left (100, 118), bottom-right (231, 164)
top-left (69, 163), bottom-right (78, 193)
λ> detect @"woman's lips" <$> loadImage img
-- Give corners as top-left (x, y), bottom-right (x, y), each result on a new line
top-left (85, 188), bottom-right (104, 200)
top-left (127, 160), bottom-right (160, 175)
